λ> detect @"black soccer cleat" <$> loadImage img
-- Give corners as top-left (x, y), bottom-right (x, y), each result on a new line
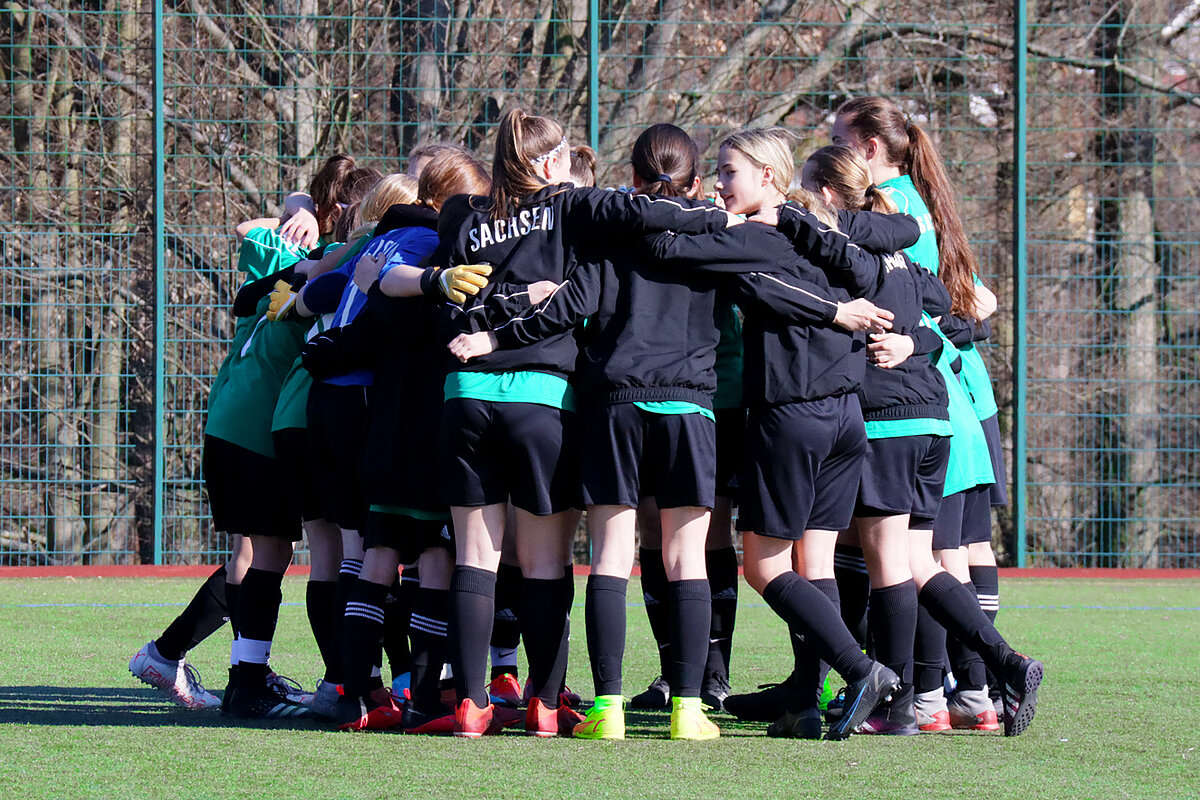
top-left (700, 670), bottom-right (732, 712)
top-left (766, 707), bottom-right (823, 740)
top-left (1001, 655), bottom-right (1043, 737)
top-left (629, 675), bottom-right (671, 710)
top-left (226, 683), bottom-right (312, 720)
top-left (825, 662), bottom-right (901, 741)
top-left (723, 672), bottom-right (801, 723)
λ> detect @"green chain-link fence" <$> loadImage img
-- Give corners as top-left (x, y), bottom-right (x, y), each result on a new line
top-left (3, 1), bottom-right (1197, 566)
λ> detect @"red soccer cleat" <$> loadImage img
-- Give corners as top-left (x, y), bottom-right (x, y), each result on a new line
top-left (526, 697), bottom-right (586, 737)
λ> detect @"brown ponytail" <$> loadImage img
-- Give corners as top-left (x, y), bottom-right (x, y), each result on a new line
top-left (837, 96), bottom-right (981, 319)
top-left (329, 167), bottom-right (383, 242)
top-left (630, 123), bottom-right (699, 199)
top-left (307, 155), bottom-right (358, 235)
top-left (488, 108), bottom-right (568, 219)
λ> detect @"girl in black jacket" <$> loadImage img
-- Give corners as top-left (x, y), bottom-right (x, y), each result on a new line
top-left (648, 128), bottom-right (902, 740)
top-left (434, 108), bottom-right (736, 738)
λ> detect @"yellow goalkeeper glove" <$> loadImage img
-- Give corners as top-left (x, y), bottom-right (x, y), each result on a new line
top-left (266, 279), bottom-right (297, 321)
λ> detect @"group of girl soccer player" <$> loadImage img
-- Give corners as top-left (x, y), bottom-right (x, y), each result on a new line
top-left (128, 95), bottom-right (1043, 741)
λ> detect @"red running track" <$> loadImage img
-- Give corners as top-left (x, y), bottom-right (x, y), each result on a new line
top-left (1, 565), bottom-right (1198, 579)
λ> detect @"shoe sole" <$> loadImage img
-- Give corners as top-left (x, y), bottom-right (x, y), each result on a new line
top-left (766, 719), bottom-right (822, 739)
top-left (826, 672), bottom-right (900, 741)
top-left (130, 667), bottom-right (218, 710)
top-left (857, 724), bottom-right (920, 736)
top-left (1004, 660), bottom-right (1044, 737)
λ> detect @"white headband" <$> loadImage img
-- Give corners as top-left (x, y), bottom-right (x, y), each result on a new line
top-left (530, 137), bottom-right (568, 168)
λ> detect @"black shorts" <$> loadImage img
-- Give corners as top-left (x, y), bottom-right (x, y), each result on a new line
top-left (959, 484), bottom-right (993, 545)
top-left (980, 413), bottom-right (1008, 507)
top-left (714, 408), bottom-right (746, 500)
top-left (440, 398), bottom-right (579, 515)
top-left (931, 490), bottom-right (964, 551)
top-left (272, 427), bottom-right (322, 523)
top-left (306, 381), bottom-right (370, 531)
top-left (856, 434), bottom-right (950, 529)
top-left (737, 394), bottom-right (866, 540)
top-left (202, 435), bottom-right (302, 541)
top-left (364, 510), bottom-right (454, 565)
top-left (582, 403), bottom-right (716, 509)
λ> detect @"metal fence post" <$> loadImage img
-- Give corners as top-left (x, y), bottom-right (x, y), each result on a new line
top-left (1012, 0), bottom-right (1028, 567)
top-left (587, 0), bottom-right (599, 151)
top-left (153, 0), bottom-right (166, 565)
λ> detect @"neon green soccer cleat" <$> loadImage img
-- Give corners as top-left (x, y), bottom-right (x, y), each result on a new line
top-left (572, 695), bottom-right (625, 740)
top-left (669, 696), bottom-right (719, 741)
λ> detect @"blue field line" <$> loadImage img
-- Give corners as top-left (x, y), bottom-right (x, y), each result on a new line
top-left (1, 602), bottom-right (1199, 611)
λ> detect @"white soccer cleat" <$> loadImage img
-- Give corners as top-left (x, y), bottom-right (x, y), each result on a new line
top-left (129, 641), bottom-right (221, 710)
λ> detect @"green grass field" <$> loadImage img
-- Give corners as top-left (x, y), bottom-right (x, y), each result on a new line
top-left (1, 576), bottom-right (1197, 799)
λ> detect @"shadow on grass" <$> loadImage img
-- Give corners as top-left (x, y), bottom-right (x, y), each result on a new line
top-left (0, 686), bottom-right (322, 730)
top-left (0, 687), bottom-right (777, 738)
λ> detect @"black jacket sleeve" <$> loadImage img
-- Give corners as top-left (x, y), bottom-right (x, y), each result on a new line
top-left (775, 205), bottom-right (882, 297)
top-left (916, 264), bottom-right (952, 318)
top-left (732, 271), bottom-right (840, 326)
top-left (972, 318), bottom-right (993, 342)
top-left (645, 224), bottom-right (790, 275)
top-left (569, 188), bottom-right (730, 237)
top-left (233, 266), bottom-right (296, 317)
top-left (302, 271), bottom-right (351, 316)
top-left (488, 260), bottom-right (602, 348)
top-left (911, 325), bottom-right (944, 356)
top-left (834, 208), bottom-right (921, 253)
top-left (938, 313), bottom-right (977, 347)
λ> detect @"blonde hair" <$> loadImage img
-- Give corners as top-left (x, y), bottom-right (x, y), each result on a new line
top-left (721, 127), bottom-right (837, 228)
top-left (487, 107), bottom-right (568, 219)
top-left (804, 145), bottom-right (898, 214)
top-left (347, 174), bottom-right (419, 242)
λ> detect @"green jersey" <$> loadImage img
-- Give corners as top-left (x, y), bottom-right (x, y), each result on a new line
top-left (205, 294), bottom-right (309, 456)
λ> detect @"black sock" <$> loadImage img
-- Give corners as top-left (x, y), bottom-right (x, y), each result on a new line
top-left (409, 586), bottom-right (450, 714)
top-left (668, 579), bottom-right (711, 699)
top-left (834, 545), bottom-right (870, 647)
top-left (969, 564), bottom-right (1001, 694)
top-left (449, 566), bottom-right (496, 707)
top-left (225, 581), bottom-right (242, 641)
top-left (383, 573), bottom-right (413, 679)
top-left (705, 547), bottom-right (738, 676)
top-left (762, 572), bottom-right (871, 684)
top-left (913, 603), bottom-right (948, 693)
top-left (305, 580), bottom-right (338, 683)
top-left (342, 578), bottom-right (389, 704)
top-left (639, 547), bottom-right (671, 679)
top-left (585, 575), bottom-right (627, 697)
top-left (970, 565), bottom-right (999, 623)
top-left (521, 575), bottom-right (573, 707)
top-left (491, 562), bottom-right (523, 679)
top-left (919, 571), bottom-right (1017, 678)
top-left (156, 565), bottom-right (228, 661)
top-left (326, 559), bottom-right (363, 685)
top-left (867, 580), bottom-right (918, 690)
top-left (235, 568), bottom-right (285, 685)
top-left (789, 578), bottom-right (839, 710)
top-left (556, 568), bottom-right (574, 691)
top-left (945, 581), bottom-right (988, 691)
